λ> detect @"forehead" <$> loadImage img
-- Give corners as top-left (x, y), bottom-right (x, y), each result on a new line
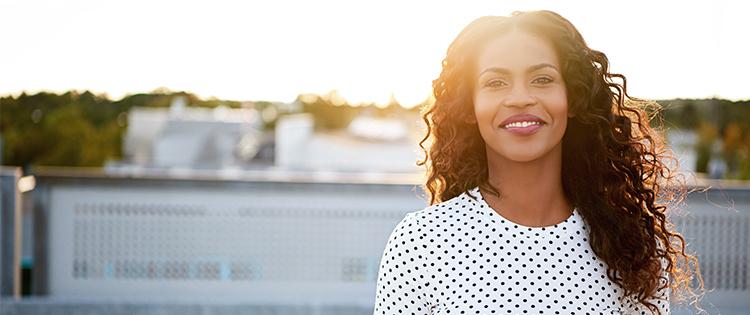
top-left (475, 29), bottom-right (560, 74)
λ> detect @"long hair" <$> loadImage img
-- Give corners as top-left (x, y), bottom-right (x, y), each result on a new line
top-left (417, 10), bottom-right (704, 314)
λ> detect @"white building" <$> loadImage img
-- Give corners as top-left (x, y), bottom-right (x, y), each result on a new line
top-left (116, 96), bottom-right (265, 169)
top-left (274, 111), bottom-right (424, 173)
top-left (114, 96), bottom-right (425, 174)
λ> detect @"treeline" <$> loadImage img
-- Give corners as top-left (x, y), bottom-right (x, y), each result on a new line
top-left (0, 89), bottom-right (421, 170)
top-left (296, 91), bottom-right (421, 131)
top-left (2, 90), bottom-right (124, 169)
top-left (1, 90), bottom-right (749, 178)
top-left (0, 89), bottom-right (248, 170)
top-left (657, 99), bottom-right (750, 178)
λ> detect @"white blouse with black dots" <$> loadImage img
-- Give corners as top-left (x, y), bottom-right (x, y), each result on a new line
top-left (374, 186), bottom-right (670, 315)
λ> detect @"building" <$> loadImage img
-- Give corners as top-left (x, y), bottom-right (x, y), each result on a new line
top-left (112, 96), bottom-right (266, 170)
top-left (274, 111), bottom-right (423, 173)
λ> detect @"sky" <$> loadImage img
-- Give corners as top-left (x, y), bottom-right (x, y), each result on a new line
top-left (1, 0), bottom-right (749, 107)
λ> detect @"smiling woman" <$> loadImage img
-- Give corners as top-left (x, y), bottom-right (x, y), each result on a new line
top-left (373, 10), bottom-right (705, 315)
top-left (473, 30), bottom-right (571, 167)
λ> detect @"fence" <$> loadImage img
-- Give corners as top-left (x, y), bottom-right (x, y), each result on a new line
top-left (1, 167), bottom-right (748, 314)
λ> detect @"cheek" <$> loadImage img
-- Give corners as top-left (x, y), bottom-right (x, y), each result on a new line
top-left (561, 98), bottom-right (570, 119)
top-left (542, 88), bottom-right (568, 118)
top-left (555, 104), bottom-right (569, 133)
top-left (473, 93), bottom-right (496, 122)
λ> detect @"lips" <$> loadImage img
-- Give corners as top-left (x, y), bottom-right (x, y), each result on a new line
top-left (498, 113), bottom-right (546, 128)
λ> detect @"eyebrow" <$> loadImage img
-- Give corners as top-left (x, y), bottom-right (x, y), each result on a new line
top-left (478, 63), bottom-right (560, 77)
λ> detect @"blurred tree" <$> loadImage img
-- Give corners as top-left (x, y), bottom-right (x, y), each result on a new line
top-left (298, 92), bottom-right (362, 130)
top-left (737, 132), bottom-right (750, 180)
top-left (722, 122), bottom-right (744, 178)
top-left (3, 89), bottom-right (750, 181)
top-left (0, 90), bottom-right (211, 168)
top-left (695, 121), bottom-right (717, 174)
top-left (679, 101), bottom-right (699, 129)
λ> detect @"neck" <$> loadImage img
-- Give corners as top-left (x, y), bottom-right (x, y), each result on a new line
top-left (482, 142), bottom-right (573, 227)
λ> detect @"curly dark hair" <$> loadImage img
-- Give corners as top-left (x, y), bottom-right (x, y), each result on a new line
top-left (416, 10), bottom-right (705, 315)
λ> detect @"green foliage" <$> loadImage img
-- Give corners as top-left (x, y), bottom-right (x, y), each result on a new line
top-left (1, 91), bottom-right (125, 168)
top-left (297, 92), bottom-right (362, 130)
top-left (2, 88), bottom-right (750, 181)
top-left (694, 121), bottom-right (717, 174)
top-left (658, 98), bottom-right (750, 178)
top-left (0, 89), bottom-right (234, 168)
top-left (294, 91), bottom-right (423, 131)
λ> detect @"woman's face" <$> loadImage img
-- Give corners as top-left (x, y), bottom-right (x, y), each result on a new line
top-left (473, 29), bottom-right (570, 163)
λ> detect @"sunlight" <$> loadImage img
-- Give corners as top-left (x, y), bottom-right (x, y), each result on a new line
top-left (0, 0), bottom-right (748, 104)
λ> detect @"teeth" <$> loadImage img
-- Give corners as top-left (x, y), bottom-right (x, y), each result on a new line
top-left (503, 121), bottom-right (542, 128)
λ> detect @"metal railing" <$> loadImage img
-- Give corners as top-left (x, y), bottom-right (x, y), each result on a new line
top-left (0, 167), bottom-right (22, 299)
top-left (30, 167), bottom-right (426, 303)
top-left (0, 166), bottom-right (748, 314)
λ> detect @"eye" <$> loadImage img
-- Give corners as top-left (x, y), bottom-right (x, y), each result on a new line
top-left (484, 79), bottom-right (507, 88)
top-left (532, 77), bottom-right (553, 84)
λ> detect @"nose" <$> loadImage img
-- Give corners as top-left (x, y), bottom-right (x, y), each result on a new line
top-left (502, 85), bottom-right (536, 108)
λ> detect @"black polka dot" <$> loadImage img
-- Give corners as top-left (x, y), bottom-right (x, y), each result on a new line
top-left (373, 186), bottom-right (671, 314)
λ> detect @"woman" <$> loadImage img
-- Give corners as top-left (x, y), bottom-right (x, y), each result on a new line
top-left (374, 10), bottom-right (703, 315)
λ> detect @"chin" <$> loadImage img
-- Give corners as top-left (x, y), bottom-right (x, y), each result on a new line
top-left (504, 154), bottom-right (543, 163)
top-left (493, 149), bottom-right (545, 163)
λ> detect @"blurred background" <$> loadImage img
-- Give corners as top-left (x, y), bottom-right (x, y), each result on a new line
top-left (0, 0), bottom-right (748, 314)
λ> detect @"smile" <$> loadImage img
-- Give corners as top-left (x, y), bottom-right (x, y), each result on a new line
top-left (500, 121), bottom-right (544, 136)
top-left (501, 121), bottom-right (544, 129)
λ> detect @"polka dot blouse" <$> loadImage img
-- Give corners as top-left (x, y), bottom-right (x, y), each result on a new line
top-left (374, 186), bottom-right (670, 315)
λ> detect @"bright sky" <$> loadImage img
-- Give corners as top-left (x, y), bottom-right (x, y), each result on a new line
top-left (1, 0), bottom-right (748, 107)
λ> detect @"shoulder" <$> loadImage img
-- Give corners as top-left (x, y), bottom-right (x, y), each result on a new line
top-left (397, 188), bottom-right (478, 235)
top-left (409, 189), bottom-right (474, 219)
top-left (381, 191), bottom-right (474, 267)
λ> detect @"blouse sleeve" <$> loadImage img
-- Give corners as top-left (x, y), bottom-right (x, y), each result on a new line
top-left (373, 212), bottom-right (432, 315)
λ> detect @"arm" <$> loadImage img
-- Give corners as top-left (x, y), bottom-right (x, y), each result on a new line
top-left (373, 212), bottom-right (432, 315)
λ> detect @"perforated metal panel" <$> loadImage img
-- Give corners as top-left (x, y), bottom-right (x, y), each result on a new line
top-left (45, 182), bottom-right (425, 302)
top-left (36, 175), bottom-right (750, 303)
top-left (673, 211), bottom-right (750, 290)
